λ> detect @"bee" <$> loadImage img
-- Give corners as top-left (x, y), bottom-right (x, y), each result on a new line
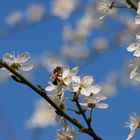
top-left (49, 66), bottom-right (62, 85)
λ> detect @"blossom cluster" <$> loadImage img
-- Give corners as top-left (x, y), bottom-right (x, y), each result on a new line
top-left (45, 66), bottom-right (108, 109)
top-left (127, 1), bottom-right (140, 82)
top-left (125, 2), bottom-right (140, 140)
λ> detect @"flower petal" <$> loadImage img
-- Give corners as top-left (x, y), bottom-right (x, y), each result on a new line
top-left (68, 83), bottom-right (80, 92)
top-left (71, 66), bottom-right (79, 75)
top-left (17, 52), bottom-right (30, 63)
top-left (3, 53), bottom-right (15, 63)
top-left (81, 76), bottom-right (94, 86)
top-left (127, 43), bottom-right (139, 52)
top-left (134, 48), bottom-right (140, 57)
top-left (90, 85), bottom-right (101, 94)
top-left (81, 87), bottom-right (91, 96)
top-left (45, 84), bottom-right (56, 92)
top-left (62, 66), bottom-right (70, 78)
top-left (63, 77), bottom-right (71, 85)
top-left (130, 67), bottom-right (138, 79)
top-left (72, 76), bottom-right (80, 83)
top-left (95, 103), bottom-right (108, 109)
top-left (20, 64), bottom-right (33, 71)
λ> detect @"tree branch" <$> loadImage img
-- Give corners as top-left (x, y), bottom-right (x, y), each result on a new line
top-left (0, 59), bottom-right (102, 140)
top-left (126, 0), bottom-right (138, 10)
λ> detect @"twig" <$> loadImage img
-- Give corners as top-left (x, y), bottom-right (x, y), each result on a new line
top-left (73, 93), bottom-right (102, 140)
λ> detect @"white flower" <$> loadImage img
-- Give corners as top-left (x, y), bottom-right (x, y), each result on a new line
top-left (3, 52), bottom-right (33, 72)
top-left (127, 42), bottom-right (140, 57)
top-left (5, 11), bottom-right (23, 26)
top-left (126, 113), bottom-right (140, 140)
top-left (26, 99), bottom-right (57, 128)
top-left (98, 0), bottom-right (114, 20)
top-left (26, 4), bottom-right (46, 22)
top-left (80, 93), bottom-right (108, 109)
top-left (69, 75), bottom-right (101, 96)
top-left (52, 0), bottom-right (77, 19)
top-left (56, 119), bottom-right (77, 140)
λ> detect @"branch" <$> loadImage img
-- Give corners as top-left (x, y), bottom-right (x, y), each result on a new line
top-left (0, 59), bottom-right (101, 140)
top-left (126, 0), bottom-right (138, 10)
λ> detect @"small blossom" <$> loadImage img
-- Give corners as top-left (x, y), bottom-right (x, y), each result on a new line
top-left (98, 0), bottom-right (114, 20)
top-left (80, 93), bottom-right (108, 109)
top-left (52, 0), bottom-right (77, 19)
top-left (69, 75), bottom-right (101, 96)
top-left (2, 52), bottom-right (33, 72)
top-left (128, 58), bottom-right (140, 81)
top-left (56, 119), bottom-right (77, 140)
top-left (127, 42), bottom-right (140, 57)
top-left (125, 113), bottom-right (140, 140)
top-left (26, 4), bottom-right (46, 22)
top-left (5, 11), bottom-right (23, 26)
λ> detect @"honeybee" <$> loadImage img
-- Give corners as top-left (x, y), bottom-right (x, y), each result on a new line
top-left (49, 66), bottom-right (62, 85)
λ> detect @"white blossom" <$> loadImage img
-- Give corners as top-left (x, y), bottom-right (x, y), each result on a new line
top-left (126, 113), bottom-right (140, 140)
top-left (2, 52), bottom-right (33, 72)
top-left (26, 4), bottom-right (46, 22)
top-left (127, 42), bottom-right (140, 58)
top-left (5, 11), bottom-right (23, 26)
top-left (128, 58), bottom-right (140, 81)
top-left (69, 75), bottom-right (101, 96)
top-left (56, 119), bottom-right (77, 140)
top-left (98, 0), bottom-right (114, 20)
top-left (52, 0), bottom-right (77, 19)
top-left (80, 93), bottom-right (108, 109)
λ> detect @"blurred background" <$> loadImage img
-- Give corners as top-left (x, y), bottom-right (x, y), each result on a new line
top-left (0, 0), bottom-right (140, 139)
